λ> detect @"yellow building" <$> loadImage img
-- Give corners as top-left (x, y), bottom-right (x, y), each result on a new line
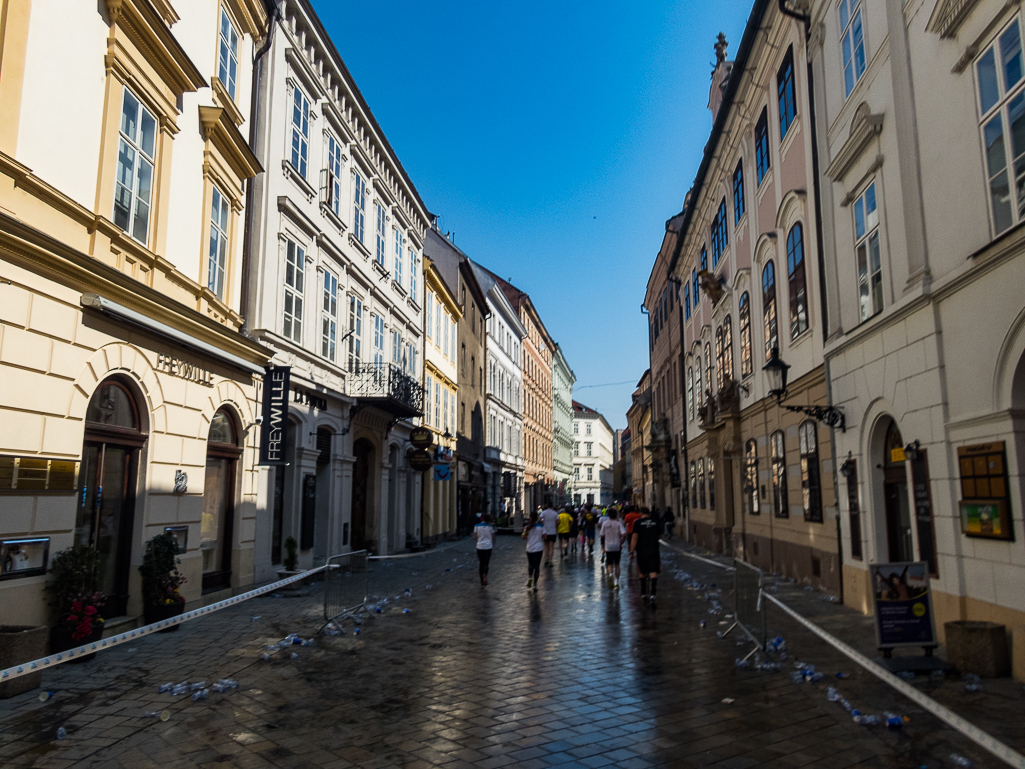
top-left (421, 257), bottom-right (459, 542)
top-left (0, 0), bottom-right (269, 626)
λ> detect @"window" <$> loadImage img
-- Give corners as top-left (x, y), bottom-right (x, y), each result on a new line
top-left (777, 47), bottom-right (797, 140)
top-left (854, 182), bottom-right (883, 321)
top-left (392, 329), bottom-right (401, 366)
top-left (711, 198), bottom-right (728, 265)
top-left (372, 314), bottom-right (385, 366)
top-left (283, 239), bottom-right (304, 344)
top-left (425, 375), bottom-right (433, 426)
top-left (722, 316), bottom-right (734, 384)
top-left (443, 311), bottom-right (450, 361)
top-left (435, 381), bottom-right (441, 426)
top-left (755, 108), bottom-right (770, 185)
top-left (799, 421), bottom-right (822, 522)
top-left (786, 223), bottom-right (809, 338)
top-left (715, 326), bottom-right (726, 391)
top-left (322, 271), bottom-right (338, 361)
top-left (586, 442), bottom-right (592, 457)
top-left (586, 466), bottom-right (593, 481)
top-left (425, 292), bottom-right (433, 339)
top-left (375, 202), bottom-right (386, 265)
top-left (745, 439), bottom-right (760, 515)
top-left (409, 248), bottom-right (418, 298)
top-left (347, 295), bottom-right (362, 371)
top-left (977, 19), bottom-right (1025, 234)
top-left (705, 342), bottom-right (713, 397)
top-left (113, 88), bottom-right (156, 244)
top-left (574, 466), bottom-right (580, 481)
top-left (700, 247), bottom-right (708, 273)
top-left (687, 366), bottom-right (694, 420)
top-left (290, 87), bottom-right (309, 178)
top-left (353, 171), bottom-right (366, 243)
top-left (693, 269), bottom-right (699, 305)
top-left (733, 160), bottom-right (745, 223)
top-left (443, 388), bottom-right (449, 432)
top-left (762, 261), bottom-right (778, 360)
top-left (435, 303), bottom-right (441, 348)
top-left (207, 185), bottom-right (229, 299)
top-left (840, 0), bottom-right (867, 97)
top-left (739, 293), bottom-right (752, 377)
top-left (573, 423), bottom-right (579, 434)
top-left (698, 460), bottom-right (706, 508)
top-left (771, 430), bottom-right (788, 518)
top-left (394, 229), bottom-right (404, 287)
top-left (695, 356), bottom-right (703, 409)
top-left (586, 423), bottom-right (592, 435)
top-left (709, 459), bottom-right (716, 510)
top-left (215, 7), bottom-right (240, 101)
top-left (406, 343), bottom-right (417, 376)
top-left (573, 442), bottom-right (579, 456)
top-left (326, 135), bottom-right (343, 217)
top-left (684, 283), bottom-right (691, 319)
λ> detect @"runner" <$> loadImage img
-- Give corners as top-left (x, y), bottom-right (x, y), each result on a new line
top-left (662, 506), bottom-right (675, 540)
top-left (569, 508), bottom-right (580, 554)
top-left (473, 513), bottom-right (496, 586)
top-left (598, 506), bottom-right (610, 563)
top-left (599, 509), bottom-right (627, 589)
top-left (522, 511), bottom-right (544, 591)
top-left (630, 508), bottom-right (662, 604)
top-left (540, 503), bottom-right (559, 567)
top-left (581, 505), bottom-right (598, 557)
top-left (557, 507), bottom-right (573, 559)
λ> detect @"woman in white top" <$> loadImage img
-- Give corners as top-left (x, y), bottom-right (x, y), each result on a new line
top-left (473, 514), bottom-right (496, 586)
top-left (522, 511), bottom-right (545, 591)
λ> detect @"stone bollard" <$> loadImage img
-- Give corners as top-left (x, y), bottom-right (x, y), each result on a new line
top-left (0, 625), bottom-right (48, 699)
top-left (944, 620), bottom-right (1011, 678)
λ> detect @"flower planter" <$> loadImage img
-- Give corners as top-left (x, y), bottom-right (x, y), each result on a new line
top-left (49, 623), bottom-right (103, 664)
top-left (0, 625), bottom-right (48, 699)
top-left (144, 601), bottom-right (185, 632)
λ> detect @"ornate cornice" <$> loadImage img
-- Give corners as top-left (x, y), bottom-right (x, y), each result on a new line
top-left (926, 0), bottom-right (983, 38)
top-left (825, 103), bottom-right (883, 183)
top-left (198, 106), bottom-right (262, 180)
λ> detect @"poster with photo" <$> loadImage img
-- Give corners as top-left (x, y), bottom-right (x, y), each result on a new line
top-left (870, 561), bottom-right (936, 648)
top-left (0, 538), bottom-right (50, 580)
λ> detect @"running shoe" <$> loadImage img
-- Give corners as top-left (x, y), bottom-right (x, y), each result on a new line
top-left (607, 575), bottom-right (614, 589)
top-left (482, 574), bottom-right (488, 586)
top-left (649, 594), bottom-right (656, 605)
top-left (532, 584), bottom-right (538, 592)
top-left (526, 577), bottom-right (533, 588)
top-left (613, 581), bottom-right (619, 590)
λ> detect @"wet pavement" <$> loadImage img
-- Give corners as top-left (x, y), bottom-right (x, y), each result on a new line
top-left (0, 537), bottom-right (1021, 768)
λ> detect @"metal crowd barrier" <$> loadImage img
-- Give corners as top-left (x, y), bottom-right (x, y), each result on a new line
top-left (324, 550), bottom-right (368, 624)
top-left (723, 558), bottom-right (766, 660)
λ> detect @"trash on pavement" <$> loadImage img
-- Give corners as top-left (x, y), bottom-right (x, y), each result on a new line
top-left (897, 671), bottom-right (916, 681)
top-left (144, 710), bottom-right (171, 721)
top-left (949, 754), bottom-right (975, 767)
top-left (721, 697), bottom-right (735, 704)
top-left (962, 673), bottom-right (982, 692)
top-left (56, 726), bottom-right (66, 740)
top-left (190, 688), bottom-right (209, 701)
top-left (38, 690), bottom-right (54, 702)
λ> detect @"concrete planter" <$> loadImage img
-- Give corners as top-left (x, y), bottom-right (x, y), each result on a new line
top-left (143, 601), bottom-right (185, 632)
top-left (0, 625), bottom-right (47, 699)
top-left (945, 620), bottom-right (1011, 678)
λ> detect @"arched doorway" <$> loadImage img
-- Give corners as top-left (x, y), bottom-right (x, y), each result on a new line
top-left (75, 378), bottom-right (146, 617)
top-left (880, 418), bottom-right (913, 562)
top-left (201, 410), bottom-right (241, 592)
top-left (351, 438), bottom-right (373, 551)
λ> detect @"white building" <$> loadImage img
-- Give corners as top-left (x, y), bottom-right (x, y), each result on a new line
top-left (471, 261), bottom-right (526, 528)
top-left (247, 0), bottom-right (428, 570)
top-left (572, 401), bottom-right (614, 506)
top-left (552, 345), bottom-right (576, 507)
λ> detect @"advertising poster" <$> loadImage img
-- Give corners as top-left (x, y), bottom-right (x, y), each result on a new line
top-left (0, 538), bottom-right (50, 580)
top-left (870, 561), bottom-right (936, 648)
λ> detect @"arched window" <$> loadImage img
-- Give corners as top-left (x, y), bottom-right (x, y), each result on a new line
top-left (762, 261), bottom-right (778, 360)
top-left (722, 316), bottom-right (734, 384)
top-left (687, 366), bottom-right (694, 420)
top-left (708, 458), bottom-right (716, 510)
top-left (745, 439), bottom-right (760, 515)
top-left (739, 292), bottom-right (752, 378)
top-left (777, 46), bottom-right (797, 140)
top-left (715, 326), bottom-right (725, 390)
top-left (787, 223), bottom-right (808, 338)
top-left (202, 408), bottom-right (242, 591)
top-left (684, 283), bottom-right (691, 319)
top-left (799, 421), bottom-right (822, 522)
top-left (771, 430), bottom-right (788, 518)
top-left (700, 247), bottom-right (708, 273)
top-left (695, 355), bottom-right (703, 410)
top-left (85, 380), bottom-right (139, 429)
top-left (705, 342), bottom-right (713, 397)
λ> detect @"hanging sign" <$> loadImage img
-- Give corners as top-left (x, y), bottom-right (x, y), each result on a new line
top-left (434, 464), bottom-right (452, 482)
top-left (408, 449), bottom-right (433, 472)
top-left (259, 367), bottom-right (291, 465)
top-left (870, 561), bottom-right (936, 649)
top-left (409, 427), bottom-right (433, 449)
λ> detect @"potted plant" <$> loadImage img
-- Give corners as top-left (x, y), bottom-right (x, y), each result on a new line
top-left (276, 537), bottom-right (305, 589)
top-left (139, 533), bottom-right (186, 632)
top-left (44, 545), bottom-right (106, 662)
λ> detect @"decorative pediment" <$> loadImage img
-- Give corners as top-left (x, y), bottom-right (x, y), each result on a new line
top-left (199, 106), bottom-right (262, 181)
top-left (775, 189), bottom-right (807, 231)
top-left (926, 0), bottom-right (983, 38)
top-left (824, 103), bottom-right (883, 182)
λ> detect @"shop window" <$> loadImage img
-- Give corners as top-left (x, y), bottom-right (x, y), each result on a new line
top-left (799, 421), bottom-right (822, 522)
top-left (202, 409), bottom-right (241, 592)
top-left (771, 430), bottom-right (788, 518)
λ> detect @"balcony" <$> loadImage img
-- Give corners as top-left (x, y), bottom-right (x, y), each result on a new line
top-left (347, 362), bottom-right (424, 420)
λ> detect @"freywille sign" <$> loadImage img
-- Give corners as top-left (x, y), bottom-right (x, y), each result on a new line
top-left (259, 367), bottom-right (291, 465)
top-left (156, 353), bottom-right (214, 387)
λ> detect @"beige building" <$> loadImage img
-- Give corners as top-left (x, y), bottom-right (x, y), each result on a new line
top-left (807, 0), bottom-right (1025, 665)
top-left (626, 371), bottom-right (652, 508)
top-left (0, 0), bottom-right (270, 624)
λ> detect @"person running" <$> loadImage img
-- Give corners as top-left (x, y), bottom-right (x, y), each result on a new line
top-left (540, 503), bottom-right (559, 567)
top-left (522, 511), bottom-right (544, 591)
top-left (581, 505), bottom-right (598, 556)
top-left (557, 507), bottom-right (573, 559)
top-left (569, 509), bottom-right (580, 554)
top-left (631, 508), bottom-right (662, 604)
top-left (662, 506), bottom-right (675, 540)
top-left (598, 506), bottom-right (610, 563)
top-left (473, 513), bottom-right (496, 586)
top-left (600, 509), bottom-right (627, 589)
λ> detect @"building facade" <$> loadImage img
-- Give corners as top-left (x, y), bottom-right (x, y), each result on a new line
top-left (572, 402), bottom-right (615, 506)
top-left (626, 373), bottom-right (652, 507)
top-left (0, 0), bottom-right (270, 624)
top-left (552, 344), bottom-right (576, 507)
top-left (471, 261), bottom-right (526, 529)
top-left (807, 0), bottom-right (1025, 653)
top-left (247, 0), bottom-right (427, 567)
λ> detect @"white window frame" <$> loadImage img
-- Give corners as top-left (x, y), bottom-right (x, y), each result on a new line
top-left (290, 86), bottom-right (310, 178)
top-left (375, 202), bottom-right (386, 265)
top-left (347, 295), bottom-right (362, 371)
top-left (113, 87), bottom-right (156, 245)
top-left (353, 171), bottom-right (366, 243)
top-left (207, 185), bottom-right (229, 299)
top-left (372, 314), bottom-right (385, 367)
top-left (322, 270), bottom-right (338, 361)
top-left (326, 134), bottom-right (343, 217)
top-left (394, 228), bottom-right (404, 287)
top-left (283, 239), bottom-right (305, 344)
top-left (218, 7), bottom-right (239, 101)
top-left (586, 442), bottom-right (593, 457)
top-left (409, 247), bottom-right (419, 299)
top-left (839, 0), bottom-right (866, 98)
top-left (586, 423), bottom-right (592, 435)
top-left (853, 181), bottom-right (883, 322)
top-left (425, 374), bottom-right (433, 426)
top-left (392, 328), bottom-right (401, 366)
top-left (586, 466), bottom-right (593, 481)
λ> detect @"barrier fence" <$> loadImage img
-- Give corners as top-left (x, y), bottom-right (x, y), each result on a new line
top-left (733, 558), bottom-right (766, 651)
top-left (324, 550), bottom-right (369, 624)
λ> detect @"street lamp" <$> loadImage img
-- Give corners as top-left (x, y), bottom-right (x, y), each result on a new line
top-left (762, 345), bottom-right (846, 432)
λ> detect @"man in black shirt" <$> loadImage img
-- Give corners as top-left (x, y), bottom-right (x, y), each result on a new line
top-left (630, 509), bottom-right (661, 604)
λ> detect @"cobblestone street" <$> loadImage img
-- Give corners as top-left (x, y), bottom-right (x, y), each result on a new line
top-left (1, 539), bottom-right (1020, 769)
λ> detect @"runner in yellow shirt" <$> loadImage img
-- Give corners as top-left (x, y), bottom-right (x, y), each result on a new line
top-left (557, 508), bottom-right (574, 560)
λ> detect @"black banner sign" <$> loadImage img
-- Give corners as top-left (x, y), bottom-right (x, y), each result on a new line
top-left (910, 450), bottom-right (938, 576)
top-left (408, 449), bottom-right (433, 472)
top-left (259, 367), bottom-right (291, 465)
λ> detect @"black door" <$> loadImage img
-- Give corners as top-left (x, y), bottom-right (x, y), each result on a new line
top-left (351, 439), bottom-right (372, 551)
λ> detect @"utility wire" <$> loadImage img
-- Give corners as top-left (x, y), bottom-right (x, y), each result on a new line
top-left (575, 379), bottom-right (637, 390)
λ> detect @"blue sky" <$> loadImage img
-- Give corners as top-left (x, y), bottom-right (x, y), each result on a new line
top-left (314, 1), bottom-right (753, 429)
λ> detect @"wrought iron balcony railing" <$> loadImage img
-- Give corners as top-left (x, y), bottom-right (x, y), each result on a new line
top-left (347, 362), bottom-right (424, 419)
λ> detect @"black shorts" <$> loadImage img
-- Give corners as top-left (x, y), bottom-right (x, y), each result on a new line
top-left (584, 530), bottom-right (596, 540)
top-left (637, 552), bottom-right (661, 574)
top-left (605, 550), bottom-right (622, 566)
top-left (544, 534), bottom-right (558, 544)
top-left (558, 532), bottom-right (571, 541)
